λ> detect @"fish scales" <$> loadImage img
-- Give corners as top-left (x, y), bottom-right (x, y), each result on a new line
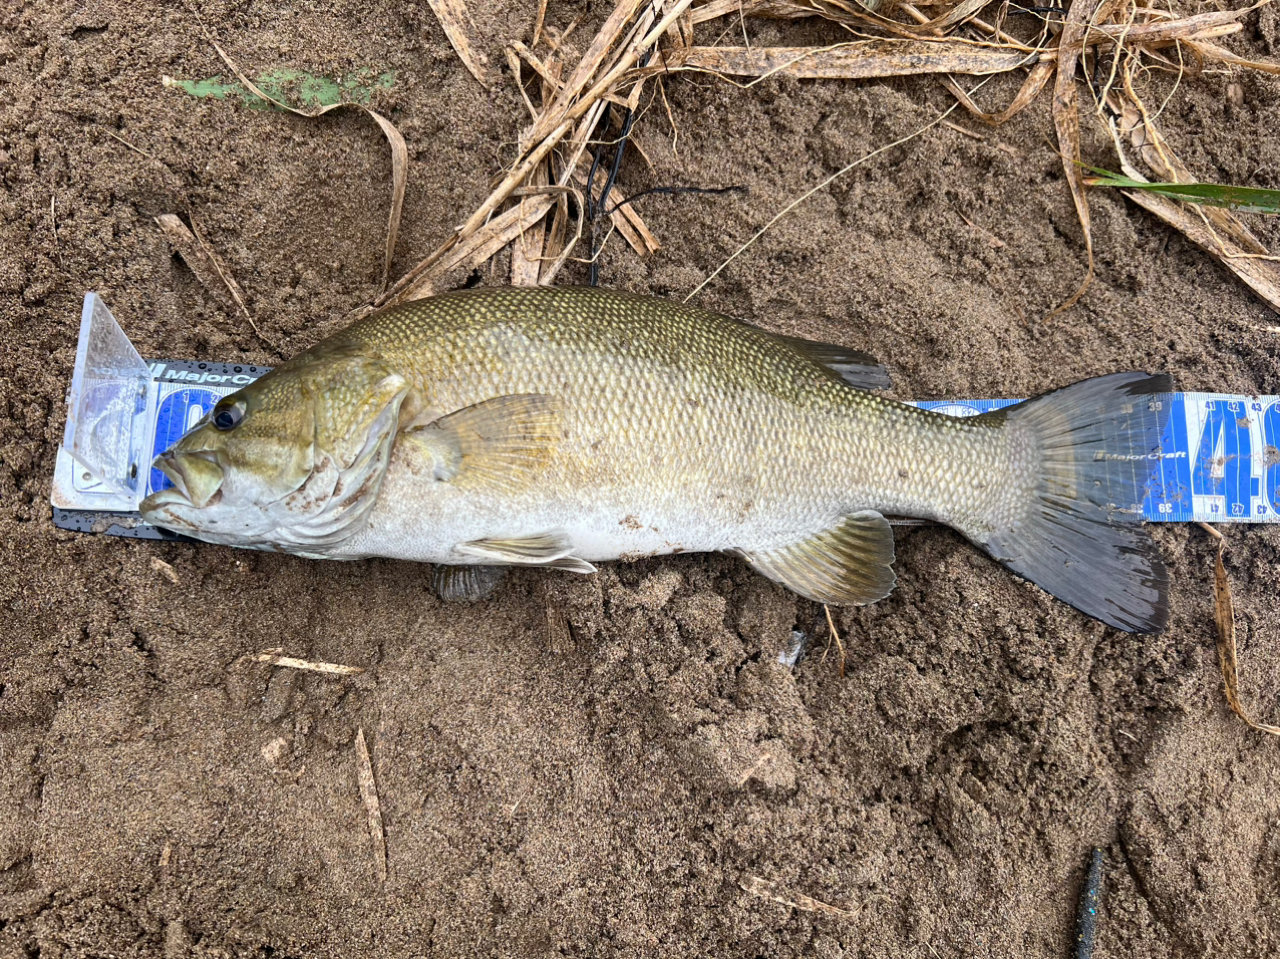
top-left (141, 286), bottom-right (1172, 632)
top-left (319, 288), bottom-right (1007, 558)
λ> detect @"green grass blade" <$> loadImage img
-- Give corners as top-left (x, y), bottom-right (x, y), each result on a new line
top-left (1084, 166), bottom-right (1280, 215)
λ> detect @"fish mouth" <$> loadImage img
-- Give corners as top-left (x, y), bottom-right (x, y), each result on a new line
top-left (145, 450), bottom-right (225, 510)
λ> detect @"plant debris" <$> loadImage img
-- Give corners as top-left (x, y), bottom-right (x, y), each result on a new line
top-left (427, 0), bottom-right (491, 86)
top-left (247, 650), bottom-right (367, 676)
top-left (741, 875), bottom-right (857, 918)
top-left (154, 213), bottom-right (258, 335)
top-left (207, 42), bottom-right (407, 297)
top-left (355, 727), bottom-right (389, 883)
top-left (1084, 169), bottom-right (1280, 214)
top-left (1200, 523), bottom-right (1280, 737)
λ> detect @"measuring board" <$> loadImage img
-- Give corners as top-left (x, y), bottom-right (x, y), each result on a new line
top-left (52, 293), bottom-right (1280, 540)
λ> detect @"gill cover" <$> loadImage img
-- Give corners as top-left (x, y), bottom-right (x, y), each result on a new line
top-left (264, 356), bottom-right (410, 554)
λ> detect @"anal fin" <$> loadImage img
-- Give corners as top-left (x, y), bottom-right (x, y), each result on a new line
top-left (737, 510), bottom-right (896, 605)
top-left (455, 530), bottom-right (596, 574)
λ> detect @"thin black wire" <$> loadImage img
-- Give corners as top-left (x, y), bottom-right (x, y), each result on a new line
top-left (585, 46), bottom-right (653, 285)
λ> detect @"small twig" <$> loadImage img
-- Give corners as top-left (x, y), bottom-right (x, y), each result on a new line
top-left (820, 604), bottom-right (847, 677)
top-left (190, 218), bottom-right (257, 332)
top-left (155, 213), bottom-right (263, 338)
top-left (104, 129), bottom-right (164, 166)
top-left (249, 651), bottom-right (366, 676)
top-left (532, 0), bottom-right (549, 47)
top-left (355, 728), bottom-right (388, 883)
top-left (941, 118), bottom-right (986, 140)
top-left (741, 876), bottom-right (856, 917)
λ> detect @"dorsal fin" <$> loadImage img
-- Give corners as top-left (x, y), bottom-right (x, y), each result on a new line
top-left (775, 335), bottom-right (891, 391)
top-left (403, 394), bottom-right (561, 493)
top-left (736, 511), bottom-right (896, 605)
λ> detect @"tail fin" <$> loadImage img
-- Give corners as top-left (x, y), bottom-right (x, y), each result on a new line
top-left (974, 372), bottom-right (1172, 633)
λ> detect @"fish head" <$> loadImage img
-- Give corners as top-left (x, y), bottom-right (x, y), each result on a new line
top-left (139, 351), bottom-right (410, 554)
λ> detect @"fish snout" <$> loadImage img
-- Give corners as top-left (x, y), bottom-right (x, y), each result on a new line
top-left (153, 449), bottom-right (226, 509)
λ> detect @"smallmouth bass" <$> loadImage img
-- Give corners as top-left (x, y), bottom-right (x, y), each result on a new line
top-left (140, 286), bottom-right (1171, 632)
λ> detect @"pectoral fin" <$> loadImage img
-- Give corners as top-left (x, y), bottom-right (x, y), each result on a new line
top-left (737, 510), bottom-right (896, 605)
top-left (455, 530), bottom-right (596, 573)
top-left (403, 393), bottom-right (561, 492)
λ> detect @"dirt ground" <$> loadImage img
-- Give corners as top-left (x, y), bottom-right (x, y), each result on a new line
top-left (3, 1), bottom-right (1280, 956)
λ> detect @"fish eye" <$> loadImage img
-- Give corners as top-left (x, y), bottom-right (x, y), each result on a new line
top-left (213, 398), bottom-right (247, 431)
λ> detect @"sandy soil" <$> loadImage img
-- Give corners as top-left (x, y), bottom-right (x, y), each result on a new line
top-left (3, 1), bottom-right (1280, 956)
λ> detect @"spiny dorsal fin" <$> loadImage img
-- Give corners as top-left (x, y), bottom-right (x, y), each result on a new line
top-left (455, 530), bottom-right (596, 573)
top-left (775, 335), bottom-right (891, 391)
top-left (404, 394), bottom-right (561, 493)
top-left (737, 510), bottom-right (896, 605)
top-left (432, 564), bottom-right (507, 602)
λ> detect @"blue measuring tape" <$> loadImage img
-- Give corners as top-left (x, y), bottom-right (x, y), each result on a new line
top-left (913, 394), bottom-right (1279, 524)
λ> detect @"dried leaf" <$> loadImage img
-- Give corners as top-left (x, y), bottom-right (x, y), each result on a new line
top-left (511, 162), bottom-right (550, 285)
top-left (532, 0), bottom-right (549, 47)
top-left (1047, 0), bottom-right (1100, 317)
top-left (427, 0), bottom-right (490, 86)
top-left (1184, 38), bottom-right (1280, 76)
top-left (1199, 524), bottom-right (1280, 736)
top-left (211, 43), bottom-right (407, 296)
top-left (942, 58), bottom-right (1054, 124)
top-left (381, 0), bottom-right (691, 305)
top-left (1087, 6), bottom-right (1256, 45)
top-left (540, 0), bottom-right (649, 140)
top-left (396, 194), bottom-right (557, 301)
top-left (654, 40), bottom-right (1032, 80)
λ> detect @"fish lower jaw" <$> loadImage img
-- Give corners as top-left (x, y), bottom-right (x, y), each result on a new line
top-left (140, 488), bottom-right (189, 511)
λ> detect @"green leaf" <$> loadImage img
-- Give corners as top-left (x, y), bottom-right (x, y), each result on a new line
top-left (1083, 165), bottom-right (1280, 215)
top-left (164, 68), bottom-right (395, 111)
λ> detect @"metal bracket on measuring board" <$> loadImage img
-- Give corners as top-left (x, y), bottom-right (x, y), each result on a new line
top-left (50, 293), bottom-right (1280, 540)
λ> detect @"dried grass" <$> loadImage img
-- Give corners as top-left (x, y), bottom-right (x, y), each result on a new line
top-left (210, 43), bottom-right (408, 298)
top-left (427, 0), bottom-right (491, 86)
top-left (355, 728), bottom-right (389, 882)
top-left (155, 213), bottom-right (259, 336)
top-left (377, 0), bottom-right (1280, 316)
top-left (741, 875), bottom-right (858, 917)
top-left (183, 0), bottom-right (1280, 318)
